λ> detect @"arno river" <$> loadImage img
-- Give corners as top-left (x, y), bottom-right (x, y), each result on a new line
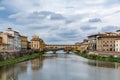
top-left (0, 50), bottom-right (120, 80)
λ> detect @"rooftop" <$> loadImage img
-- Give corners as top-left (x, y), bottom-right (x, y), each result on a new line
top-left (31, 35), bottom-right (43, 41)
top-left (88, 32), bottom-right (120, 38)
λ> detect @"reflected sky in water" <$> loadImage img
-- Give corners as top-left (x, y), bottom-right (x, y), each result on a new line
top-left (0, 51), bottom-right (120, 80)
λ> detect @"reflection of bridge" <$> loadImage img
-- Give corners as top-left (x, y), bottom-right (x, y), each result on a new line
top-left (45, 44), bottom-right (79, 53)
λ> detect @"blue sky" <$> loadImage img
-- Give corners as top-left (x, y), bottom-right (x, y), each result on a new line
top-left (0, 0), bottom-right (120, 44)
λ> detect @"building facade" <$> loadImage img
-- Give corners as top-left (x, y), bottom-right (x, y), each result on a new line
top-left (5, 28), bottom-right (21, 50)
top-left (27, 41), bottom-right (31, 49)
top-left (31, 35), bottom-right (45, 51)
top-left (7, 34), bottom-right (14, 50)
top-left (88, 31), bottom-right (120, 52)
top-left (97, 32), bottom-right (120, 52)
top-left (115, 40), bottom-right (120, 52)
top-left (80, 39), bottom-right (89, 52)
top-left (88, 34), bottom-right (99, 51)
top-left (75, 42), bottom-right (81, 51)
top-left (0, 37), bottom-right (2, 43)
top-left (0, 32), bottom-right (14, 50)
top-left (20, 36), bottom-right (28, 50)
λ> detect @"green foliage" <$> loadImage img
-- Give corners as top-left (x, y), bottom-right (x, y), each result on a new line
top-left (0, 53), bottom-right (42, 67)
top-left (75, 52), bottom-right (120, 63)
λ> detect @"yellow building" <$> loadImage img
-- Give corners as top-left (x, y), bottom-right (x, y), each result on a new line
top-left (20, 36), bottom-right (28, 50)
top-left (40, 40), bottom-right (45, 51)
top-left (31, 35), bottom-right (45, 51)
top-left (80, 39), bottom-right (89, 52)
top-left (75, 42), bottom-right (81, 51)
top-left (0, 32), bottom-right (14, 50)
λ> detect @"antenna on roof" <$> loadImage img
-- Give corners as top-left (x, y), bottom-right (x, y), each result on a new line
top-left (98, 32), bottom-right (100, 34)
top-left (7, 27), bottom-right (13, 31)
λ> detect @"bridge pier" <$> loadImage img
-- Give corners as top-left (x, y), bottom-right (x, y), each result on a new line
top-left (53, 50), bottom-right (56, 54)
top-left (45, 44), bottom-right (78, 54)
top-left (66, 51), bottom-right (69, 54)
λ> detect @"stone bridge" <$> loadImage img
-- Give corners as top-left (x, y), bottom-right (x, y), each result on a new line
top-left (44, 44), bottom-right (79, 53)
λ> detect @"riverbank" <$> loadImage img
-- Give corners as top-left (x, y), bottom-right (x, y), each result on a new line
top-left (75, 51), bottom-right (120, 63)
top-left (0, 52), bottom-right (42, 67)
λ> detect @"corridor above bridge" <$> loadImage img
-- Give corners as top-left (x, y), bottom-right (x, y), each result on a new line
top-left (45, 44), bottom-right (80, 51)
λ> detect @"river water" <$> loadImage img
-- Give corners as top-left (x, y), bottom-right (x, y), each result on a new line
top-left (0, 51), bottom-right (120, 80)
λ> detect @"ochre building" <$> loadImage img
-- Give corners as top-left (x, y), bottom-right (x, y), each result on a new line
top-left (31, 35), bottom-right (45, 51)
top-left (20, 35), bottom-right (28, 50)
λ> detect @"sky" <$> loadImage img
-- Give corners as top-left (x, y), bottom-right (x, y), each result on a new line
top-left (0, 0), bottom-right (120, 44)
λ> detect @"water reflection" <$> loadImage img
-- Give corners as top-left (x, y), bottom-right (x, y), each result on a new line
top-left (0, 53), bottom-right (120, 80)
top-left (31, 56), bottom-right (44, 71)
top-left (0, 65), bottom-right (18, 80)
top-left (0, 56), bottom-right (44, 80)
top-left (20, 62), bottom-right (27, 73)
top-left (87, 60), bottom-right (120, 69)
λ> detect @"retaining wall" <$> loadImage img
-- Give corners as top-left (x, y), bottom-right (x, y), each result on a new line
top-left (0, 50), bottom-right (40, 61)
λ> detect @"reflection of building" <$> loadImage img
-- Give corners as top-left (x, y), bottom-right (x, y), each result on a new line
top-left (0, 32), bottom-right (14, 50)
top-left (31, 56), bottom-right (43, 71)
top-left (6, 28), bottom-right (21, 50)
top-left (20, 35), bottom-right (28, 50)
top-left (0, 65), bottom-right (17, 80)
top-left (88, 31), bottom-right (120, 52)
top-left (31, 35), bottom-right (45, 51)
top-left (87, 61), bottom-right (115, 68)
top-left (87, 60), bottom-right (120, 70)
top-left (20, 62), bottom-right (27, 72)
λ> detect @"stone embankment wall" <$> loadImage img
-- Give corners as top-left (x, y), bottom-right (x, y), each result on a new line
top-left (89, 51), bottom-right (120, 57)
top-left (0, 50), bottom-right (40, 61)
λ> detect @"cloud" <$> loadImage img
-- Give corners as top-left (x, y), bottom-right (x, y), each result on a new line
top-left (0, 6), bottom-right (5, 11)
top-left (1, 0), bottom-right (120, 44)
top-left (50, 13), bottom-right (65, 20)
top-left (89, 18), bottom-right (102, 23)
top-left (58, 30), bottom-right (79, 38)
top-left (84, 0), bottom-right (105, 5)
top-left (9, 11), bottom-right (66, 24)
top-left (101, 26), bottom-right (120, 32)
top-left (80, 25), bottom-right (97, 31)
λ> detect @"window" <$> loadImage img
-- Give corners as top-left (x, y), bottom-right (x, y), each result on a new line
top-left (110, 45), bottom-right (112, 47)
top-left (110, 48), bottom-right (112, 51)
top-left (0, 37), bottom-right (2, 43)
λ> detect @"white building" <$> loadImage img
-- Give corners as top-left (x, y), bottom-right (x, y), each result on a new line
top-left (115, 39), bottom-right (120, 52)
top-left (5, 28), bottom-right (21, 50)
